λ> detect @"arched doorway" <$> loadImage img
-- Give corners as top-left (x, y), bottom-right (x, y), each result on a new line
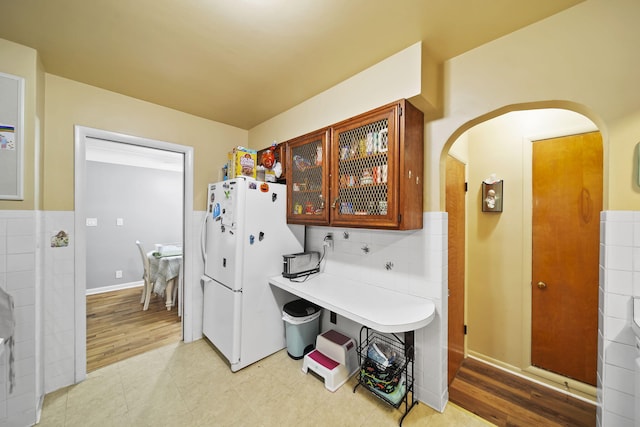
top-left (445, 107), bottom-right (602, 401)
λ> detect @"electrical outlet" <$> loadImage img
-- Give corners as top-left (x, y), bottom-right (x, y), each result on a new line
top-left (115, 270), bottom-right (123, 279)
top-left (116, 218), bottom-right (124, 226)
top-left (323, 233), bottom-right (333, 249)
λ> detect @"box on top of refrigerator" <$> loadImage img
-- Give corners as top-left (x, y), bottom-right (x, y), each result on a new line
top-left (228, 146), bottom-right (257, 179)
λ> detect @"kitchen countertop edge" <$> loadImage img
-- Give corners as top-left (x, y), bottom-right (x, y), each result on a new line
top-left (269, 273), bottom-right (435, 333)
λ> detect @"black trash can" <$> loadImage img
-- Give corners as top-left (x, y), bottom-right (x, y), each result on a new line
top-left (282, 299), bottom-right (321, 359)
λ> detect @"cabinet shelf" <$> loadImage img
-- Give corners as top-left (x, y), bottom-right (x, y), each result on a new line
top-left (292, 189), bottom-right (323, 193)
top-left (339, 152), bottom-right (388, 164)
top-left (293, 164), bottom-right (323, 172)
top-left (339, 183), bottom-right (388, 191)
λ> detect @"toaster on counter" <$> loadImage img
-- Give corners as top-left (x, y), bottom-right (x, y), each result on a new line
top-left (282, 251), bottom-right (320, 278)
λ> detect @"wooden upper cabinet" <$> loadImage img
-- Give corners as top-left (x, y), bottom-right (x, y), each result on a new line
top-left (286, 99), bottom-right (423, 230)
top-left (285, 128), bottom-right (331, 225)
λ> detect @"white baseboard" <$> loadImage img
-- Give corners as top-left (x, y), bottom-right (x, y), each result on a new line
top-left (86, 281), bottom-right (143, 295)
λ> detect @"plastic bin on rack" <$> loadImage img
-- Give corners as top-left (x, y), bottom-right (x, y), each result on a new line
top-left (282, 299), bottom-right (321, 359)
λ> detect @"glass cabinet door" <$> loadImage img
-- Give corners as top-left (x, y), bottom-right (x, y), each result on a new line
top-left (286, 129), bottom-right (330, 225)
top-left (330, 105), bottom-right (399, 228)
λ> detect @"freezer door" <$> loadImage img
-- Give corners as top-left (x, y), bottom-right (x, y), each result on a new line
top-left (202, 277), bottom-right (242, 366)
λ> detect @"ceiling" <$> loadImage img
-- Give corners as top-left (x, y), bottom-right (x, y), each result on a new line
top-left (0, 0), bottom-right (583, 130)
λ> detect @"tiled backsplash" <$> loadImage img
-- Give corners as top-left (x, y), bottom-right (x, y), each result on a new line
top-left (305, 212), bottom-right (448, 411)
top-left (42, 211), bottom-right (75, 393)
top-left (599, 211), bottom-right (639, 427)
top-left (0, 211), bottom-right (38, 427)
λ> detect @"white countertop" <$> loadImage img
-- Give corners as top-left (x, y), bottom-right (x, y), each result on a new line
top-left (269, 273), bottom-right (435, 333)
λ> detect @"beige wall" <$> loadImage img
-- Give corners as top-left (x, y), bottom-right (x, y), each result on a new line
top-left (607, 109), bottom-right (640, 210)
top-left (0, 39), bottom-right (39, 211)
top-left (433, 0), bottom-right (640, 213)
top-left (43, 74), bottom-right (248, 211)
top-left (248, 42), bottom-right (430, 150)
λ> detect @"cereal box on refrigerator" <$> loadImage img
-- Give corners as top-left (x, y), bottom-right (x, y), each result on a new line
top-left (228, 146), bottom-right (257, 179)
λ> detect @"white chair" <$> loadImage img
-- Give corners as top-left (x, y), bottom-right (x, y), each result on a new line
top-left (135, 240), bottom-right (153, 311)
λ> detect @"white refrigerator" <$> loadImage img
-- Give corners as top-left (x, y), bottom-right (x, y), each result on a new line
top-left (201, 177), bottom-right (304, 371)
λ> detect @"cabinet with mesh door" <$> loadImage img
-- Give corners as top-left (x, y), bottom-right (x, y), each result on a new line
top-left (285, 99), bottom-right (423, 230)
top-left (330, 99), bottom-right (423, 230)
top-left (286, 128), bottom-right (331, 225)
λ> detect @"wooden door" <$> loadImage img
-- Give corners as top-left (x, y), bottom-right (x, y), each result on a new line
top-left (531, 131), bottom-right (602, 386)
top-left (446, 155), bottom-right (466, 384)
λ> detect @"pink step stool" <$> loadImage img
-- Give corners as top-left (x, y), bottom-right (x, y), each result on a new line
top-left (301, 330), bottom-right (358, 392)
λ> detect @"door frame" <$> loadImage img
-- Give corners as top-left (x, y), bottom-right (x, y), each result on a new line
top-left (73, 125), bottom-right (194, 382)
top-left (446, 153), bottom-right (467, 384)
top-left (520, 124), bottom-right (598, 391)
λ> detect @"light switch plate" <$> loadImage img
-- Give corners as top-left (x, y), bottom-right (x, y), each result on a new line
top-left (116, 218), bottom-right (124, 226)
top-left (86, 218), bottom-right (98, 227)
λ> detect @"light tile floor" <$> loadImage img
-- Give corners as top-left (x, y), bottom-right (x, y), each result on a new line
top-left (37, 340), bottom-right (493, 426)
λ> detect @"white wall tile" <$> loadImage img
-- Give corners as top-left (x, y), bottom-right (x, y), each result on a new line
top-left (5, 270), bottom-right (35, 291)
top-left (605, 268), bottom-right (633, 295)
top-left (43, 211), bottom-right (76, 395)
top-left (604, 293), bottom-right (631, 320)
top-left (603, 341), bottom-right (636, 370)
top-left (7, 235), bottom-right (36, 255)
top-left (600, 212), bottom-right (640, 426)
top-left (604, 316), bottom-right (635, 346)
top-left (7, 218), bottom-right (36, 236)
top-left (603, 220), bottom-right (634, 247)
top-left (602, 211), bottom-right (634, 222)
top-left (601, 410), bottom-right (634, 427)
top-left (604, 245), bottom-right (633, 271)
top-left (603, 387), bottom-right (634, 420)
top-left (7, 253), bottom-right (35, 273)
top-left (604, 363), bottom-right (634, 395)
top-left (0, 211), bottom-right (38, 427)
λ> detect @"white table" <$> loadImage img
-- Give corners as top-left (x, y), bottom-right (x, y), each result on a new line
top-left (148, 253), bottom-right (182, 310)
top-left (268, 273), bottom-right (435, 333)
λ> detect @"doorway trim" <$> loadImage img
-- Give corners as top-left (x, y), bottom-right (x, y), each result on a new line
top-left (74, 125), bottom-right (194, 382)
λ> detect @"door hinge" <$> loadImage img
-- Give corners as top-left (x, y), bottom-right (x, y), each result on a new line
top-left (464, 325), bottom-right (468, 335)
top-left (398, 214), bottom-right (402, 223)
top-left (464, 182), bottom-right (468, 192)
top-left (399, 106), bottom-right (403, 116)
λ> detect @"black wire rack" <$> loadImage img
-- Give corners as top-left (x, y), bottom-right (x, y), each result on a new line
top-left (353, 326), bottom-right (417, 426)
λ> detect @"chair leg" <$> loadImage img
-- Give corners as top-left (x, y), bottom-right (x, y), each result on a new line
top-left (140, 284), bottom-right (146, 304)
top-left (143, 279), bottom-right (153, 311)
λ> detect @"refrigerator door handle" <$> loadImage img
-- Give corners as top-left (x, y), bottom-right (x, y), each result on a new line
top-left (200, 211), bottom-right (210, 263)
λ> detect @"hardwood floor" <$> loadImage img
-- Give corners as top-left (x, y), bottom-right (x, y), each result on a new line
top-left (86, 287), bottom-right (181, 372)
top-left (449, 358), bottom-right (596, 427)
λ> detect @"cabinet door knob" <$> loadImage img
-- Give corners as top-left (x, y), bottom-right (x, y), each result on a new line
top-left (331, 197), bottom-right (339, 209)
top-left (537, 281), bottom-right (547, 289)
